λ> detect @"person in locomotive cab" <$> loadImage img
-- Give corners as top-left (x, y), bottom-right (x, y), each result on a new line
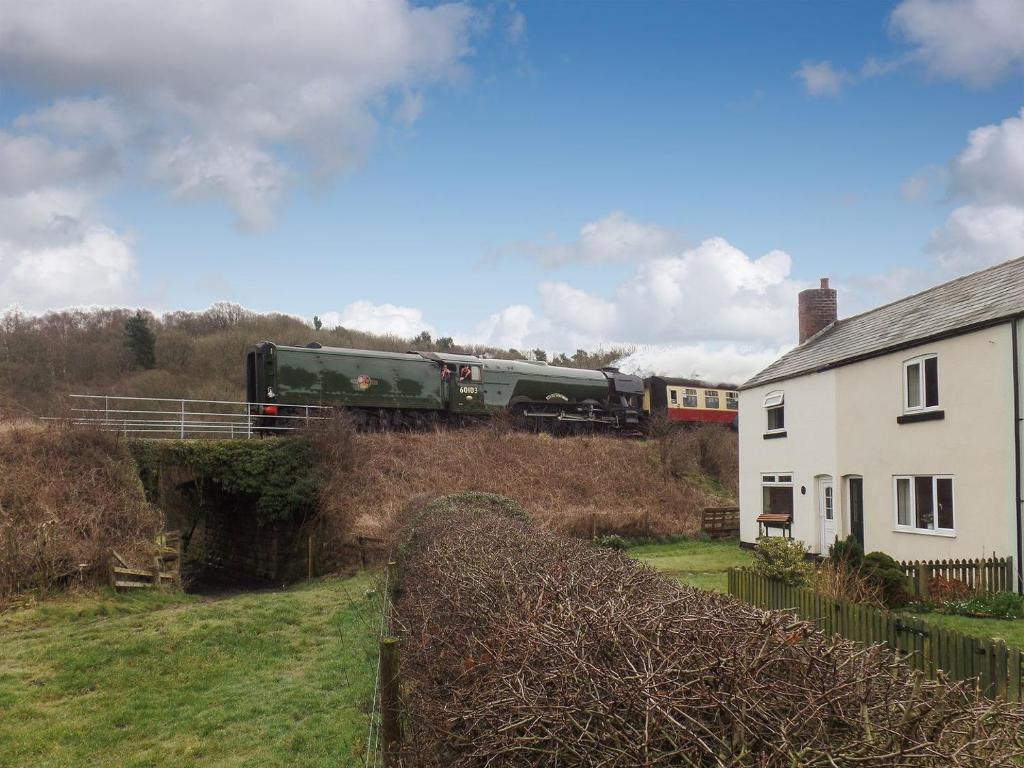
top-left (459, 365), bottom-right (472, 381)
top-left (440, 364), bottom-right (452, 381)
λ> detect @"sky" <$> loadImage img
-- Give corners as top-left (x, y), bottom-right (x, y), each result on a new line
top-left (1, 0), bottom-right (1024, 382)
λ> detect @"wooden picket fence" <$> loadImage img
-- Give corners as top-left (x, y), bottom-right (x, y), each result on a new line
top-left (898, 556), bottom-right (1013, 598)
top-left (728, 568), bottom-right (1024, 702)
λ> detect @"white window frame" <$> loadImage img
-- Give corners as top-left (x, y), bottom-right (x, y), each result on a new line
top-left (726, 391), bottom-right (738, 410)
top-left (764, 390), bottom-right (785, 433)
top-left (892, 474), bottom-right (955, 536)
top-left (669, 388), bottom-right (678, 405)
top-left (704, 389), bottom-right (720, 409)
top-left (761, 472), bottom-right (794, 515)
top-left (903, 354), bottom-right (939, 413)
top-left (683, 388), bottom-right (698, 408)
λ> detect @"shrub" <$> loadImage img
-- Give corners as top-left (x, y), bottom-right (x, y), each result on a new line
top-left (928, 575), bottom-right (972, 602)
top-left (813, 557), bottom-right (883, 607)
top-left (941, 592), bottom-right (1024, 620)
top-left (593, 534), bottom-right (629, 550)
top-left (828, 535), bottom-right (864, 570)
top-left (752, 537), bottom-right (813, 586)
top-left (861, 551), bottom-right (910, 608)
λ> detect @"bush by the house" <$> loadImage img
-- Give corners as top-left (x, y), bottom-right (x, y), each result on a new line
top-left (752, 537), bottom-right (813, 586)
top-left (928, 574), bottom-right (973, 603)
top-left (861, 551), bottom-right (911, 608)
top-left (828, 535), bottom-right (864, 569)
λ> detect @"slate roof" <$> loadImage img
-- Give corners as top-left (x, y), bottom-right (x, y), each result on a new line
top-left (741, 256), bottom-right (1024, 390)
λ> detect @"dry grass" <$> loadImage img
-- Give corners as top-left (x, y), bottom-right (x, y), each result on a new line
top-left (333, 427), bottom-right (731, 541)
top-left (0, 425), bottom-right (162, 605)
top-left (653, 420), bottom-right (738, 496)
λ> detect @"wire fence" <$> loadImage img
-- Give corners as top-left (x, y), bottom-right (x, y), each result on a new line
top-left (364, 559), bottom-right (397, 768)
top-left (59, 394), bottom-right (330, 439)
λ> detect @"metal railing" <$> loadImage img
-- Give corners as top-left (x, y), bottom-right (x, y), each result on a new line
top-left (63, 394), bottom-right (329, 439)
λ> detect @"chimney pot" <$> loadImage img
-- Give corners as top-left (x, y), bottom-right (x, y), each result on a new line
top-left (798, 278), bottom-right (838, 344)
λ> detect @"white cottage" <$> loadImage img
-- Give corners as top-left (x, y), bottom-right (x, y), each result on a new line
top-left (738, 258), bottom-right (1024, 592)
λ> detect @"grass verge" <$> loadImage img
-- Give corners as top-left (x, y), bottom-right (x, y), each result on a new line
top-left (630, 539), bottom-right (751, 593)
top-left (0, 575), bottom-right (379, 768)
top-left (896, 610), bottom-right (1024, 647)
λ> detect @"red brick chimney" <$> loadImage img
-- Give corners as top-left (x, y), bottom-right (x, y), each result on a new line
top-left (798, 278), bottom-right (837, 344)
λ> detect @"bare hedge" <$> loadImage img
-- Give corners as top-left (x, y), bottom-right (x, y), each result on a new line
top-left (395, 496), bottom-right (1024, 766)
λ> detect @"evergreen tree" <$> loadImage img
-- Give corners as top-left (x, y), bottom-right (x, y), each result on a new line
top-left (313, 315), bottom-right (323, 331)
top-left (124, 311), bottom-right (156, 370)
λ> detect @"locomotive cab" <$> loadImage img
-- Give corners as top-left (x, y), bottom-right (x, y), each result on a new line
top-left (601, 367), bottom-right (645, 427)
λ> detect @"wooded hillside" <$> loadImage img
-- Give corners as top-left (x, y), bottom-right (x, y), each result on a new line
top-left (0, 304), bottom-right (628, 415)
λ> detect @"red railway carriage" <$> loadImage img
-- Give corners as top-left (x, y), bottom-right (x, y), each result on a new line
top-left (643, 376), bottom-right (739, 426)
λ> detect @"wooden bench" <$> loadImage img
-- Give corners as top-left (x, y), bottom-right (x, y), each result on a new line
top-left (755, 513), bottom-right (792, 539)
top-left (701, 506), bottom-right (740, 539)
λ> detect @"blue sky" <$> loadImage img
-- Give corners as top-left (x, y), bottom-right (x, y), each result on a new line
top-left (2, 0), bottom-right (1024, 380)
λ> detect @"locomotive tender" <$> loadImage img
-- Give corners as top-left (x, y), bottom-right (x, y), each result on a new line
top-left (246, 341), bottom-right (645, 432)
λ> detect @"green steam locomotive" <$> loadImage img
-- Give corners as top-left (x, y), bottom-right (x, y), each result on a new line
top-left (246, 341), bottom-right (644, 433)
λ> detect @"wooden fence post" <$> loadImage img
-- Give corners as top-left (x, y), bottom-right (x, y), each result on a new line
top-left (916, 562), bottom-right (929, 600)
top-left (307, 533), bottom-right (314, 580)
top-left (380, 637), bottom-right (402, 766)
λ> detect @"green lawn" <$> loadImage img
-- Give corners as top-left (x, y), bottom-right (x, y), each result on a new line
top-left (0, 575), bottom-right (380, 768)
top-left (630, 539), bottom-right (751, 593)
top-left (897, 609), bottom-right (1024, 648)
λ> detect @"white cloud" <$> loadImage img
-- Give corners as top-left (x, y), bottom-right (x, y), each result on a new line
top-left (927, 108), bottom-right (1024, 272)
top-left (320, 301), bottom-right (434, 338)
top-left (1, 227), bottom-right (136, 309)
top-left (891, 0), bottom-right (1024, 86)
top-left (793, 61), bottom-right (851, 97)
top-left (0, 130), bottom-right (136, 310)
top-left (472, 305), bottom-right (542, 350)
top-left (517, 211), bottom-right (679, 266)
top-left (949, 108), bottom-right (1024, 205)
top-left (0, 0), bottom-right (477, 229)
top-left (538, 282), bottom-right (619, 338)
top-left (926, 204), bottom-right (1024, 271)
top-left (565, 237), bottom-right (799, 346)
top-left (614, 343), bottom-right (788, 385)
top-left (508, 5), bottom-right (527, 44)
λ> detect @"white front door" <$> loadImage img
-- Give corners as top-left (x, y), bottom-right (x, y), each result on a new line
top-left (819, 479), bottom-right (836, 553)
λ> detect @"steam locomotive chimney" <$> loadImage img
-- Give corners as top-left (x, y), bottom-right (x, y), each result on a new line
top-left (798, 278), bottom-right (837, 344)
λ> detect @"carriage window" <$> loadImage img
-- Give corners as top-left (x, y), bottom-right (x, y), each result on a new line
top-left (894, 475), bottom-right (954, 533)
top-left (683, 388), bottom-right (698, 407)
top-left (904, 355), bottom-right (938, 412)
top-left (670, 389), bottom-right (678, 404)
top-left (704, 390), bottom-right (719, 409)
top-left (726, 391), bottom-right (738, 410)
top-left (764, 390), bottom-right (784, 432)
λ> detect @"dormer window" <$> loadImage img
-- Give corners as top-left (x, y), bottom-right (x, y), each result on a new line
top-left (904, 355), bottom-right (938, 412)
top-left (764, 391), bottom-right (785, 433)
